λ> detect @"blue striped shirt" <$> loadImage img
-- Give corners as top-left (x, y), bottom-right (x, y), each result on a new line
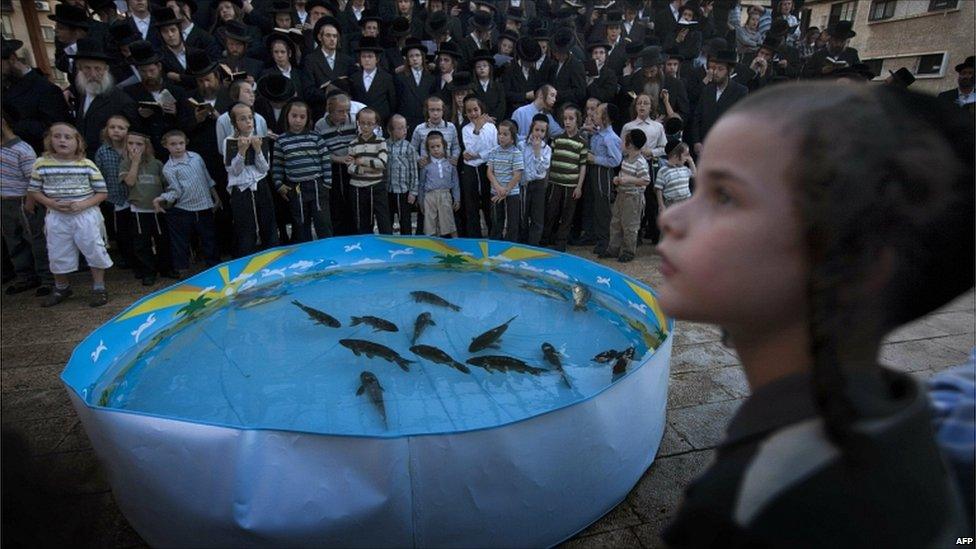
top-left (29, 156), bottom-right (106, 201)
top-left (272, 132), bottom-right (332, 190)
top-left (160, 151), bottom-right (216, 211)
top-left (94, 144), bottom-right (128, 208)
top-left (487, 144), bottom-right (524, 196)
top-left (387, 138), bottom-right (419, 195)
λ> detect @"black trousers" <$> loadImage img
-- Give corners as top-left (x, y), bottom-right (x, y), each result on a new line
top-left (543, 185), bottom-right (580, 250)
top-left (641, 160), bottom-right (662, 244)
top-left (590, 165), bottom-right (614, 251)
top-left (131, 210), bottom-right (174, 277)
top-left (350, 184), bottom-right (392, 235)
top-left (489, 193), bottom-right (522, 242)
top-left (229, 181), bottom-right (278, 257)
top-left (167, 207), bottom-right (219, 271)
top-left (203, 153), bottom-right (234, 257)
top-left (107, 207), bottom-right (136, 268)
top-left (286, 180), bottom-right (332, 242)
top-left (330, 163), bottom-right (355, 236)
top-left (458, 163), bottom-right (491, 238)
top-left (388, 191), bottom-right (419, 235)
top-left (520, 179), bottom-right (546, 246)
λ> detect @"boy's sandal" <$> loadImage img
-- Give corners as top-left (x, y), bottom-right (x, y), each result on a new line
top-left (89, 289), bottom-right (108, 308)
top-left (41, 287), bottom-right (73, 307)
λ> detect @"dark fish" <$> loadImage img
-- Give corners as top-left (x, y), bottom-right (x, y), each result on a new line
top-left (292, 300), bottom-right (341, 328)
top-left (468, 315), bottom-right (518, 352)
top-left (611, 347), bottom-right (636, 381)
top-left (520, 283), bottom-right (567, 301)
top-left (572, 283), bottom-right (591, 311)
top-left (410, 344), bottom-right (470, 374)
top-left (356, 371), bottom-right (387, 428)
top-left (351, 315), bottom-right (399, 332)
top-left (466, 355), bottom-right (547, 375)
top-left (592, 349), bottom-right (621, 363)
top-left (411, 312), bottom-right (435, 345)
top-left (410, 290), bottom-right (461, 312)
top-left (542, 342), bottom-right (572, 387)
top-left (339, 339), bottom-right (414, 371)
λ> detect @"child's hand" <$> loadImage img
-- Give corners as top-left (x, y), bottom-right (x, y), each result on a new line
top-left (453, 201), bottom-right (460, 211)
top-left (449, 156), bottom-right (459, 166)
top-left (277, 185), bottom-right (291, 199)
top-left (341, 155), bottom-right (354, 165)
top-left (211, 190), bottom-right (222, 210)
top-left (586, 152), bottom-right (595, 163)
top-left (572, 186), bottom-right (583, 200)
top-left (23, 196), bottom-right (35, 214)
top-left (407, 194), bottom-right (416, 205)
top-left (463, 151), bottom-right (478, 161)
top-left (250, 137), bottom-right (263, 150)
top-left (130, 148), bottom-right (143, 164)
top-left (237, 138), bottom-right (251, 155)
top-left (67, 201), bottom-right (85, 213)
top-left (418, 156), bottom-right (430, 168)
top-left (152, 197), bottom-right (166, 213)
top-left (612, 176), bottom-right (621, 186)
top-left (267, 131), bottom-right (279, 141)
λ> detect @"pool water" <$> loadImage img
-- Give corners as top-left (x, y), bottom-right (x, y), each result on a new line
top-left (92, 266), bottom-right (661, 436)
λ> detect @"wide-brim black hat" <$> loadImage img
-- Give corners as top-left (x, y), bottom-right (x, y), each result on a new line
top-left (663, 47), bottom-right (683, 61)
top-left (152, 6), bottom-right (182, 28)
top-left (827, 20), bottom-right (855, 39)
top-left (265, 30), bottom-right (300, 56)
top-left (448, 70), bottom-right (475, 92)
top-left (390, 16), bottom-right (412, 37)
top-left (186, 48), bottom-right (219, 76)
top-left (550, 27), bottom-right (573, 54)
top-left (955, 55), bottom-right (974, 72)
top-left (313, 15), bottom-right (342, 39)
top-left (498, 29), bottom-right (519, 45)
top-left (270, 0), bottom-right (292, 13)
top-left (624, 39), bottom-right (643, 58)
top-left (129, 40), bottom-right (162, 65)
top-left (470, 10), bottom-right (494, 31)
top-left (516, 36), bottom-right (542, 62)
top-left (639, 46), bottom-right (664, 66)
top-left (506, 6), bottom-right (524, 23)
top-left (67, 37), bottom-right (114, 62)
top-left (435, 40), bottom-right (464, 60)
top-left (469, 48), bottom-right (494, 67)
top-left (257, 72), bottom-right (296, 101)
top-left (472, 0), bottom-right (496, 13)
top-left (88, 0), bottom-right (116, 12)
top-left (109, 19), bottom-right (140, 46)
top-left (889, 67), bottom-right (915, 87)
top-left (47, 3), bottom-right (90, 29)
top-left (1, 38), bottom-right (22, 59)
top-left (585, 38), bottom-right (610, 52)
top-left (604, 9), bottom-right (623, 25)
top-left (425, 11), bottom-right (449, 37)
top-left (220, 20), bottom-right (253, 43)
top-left (708, 49), bottom-right (738, 66)
top-left (355, 36), bottom-right (384, 54)
top-left (306, 0), bottom-right (338, 16)
top-left (757, 36), bottom-right (780, 54)
top-left (400, 36), bottom-right (426, 57)
top-left (358, 10), bottom-right (383, 27)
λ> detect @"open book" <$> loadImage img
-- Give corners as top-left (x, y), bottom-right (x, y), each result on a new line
top-left (224, 137), bottom-right (270, 167)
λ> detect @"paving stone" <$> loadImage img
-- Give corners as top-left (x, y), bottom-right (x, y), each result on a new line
top-left (667, 369), bottom-right (736, 409)
top-left (669, 342), bottom-right (739, 374)
top-left (1, 416), bottom-right (78, 456)
top-left (2, 363), bottom-right (68, 393)
top-left (879, 339), bottom-right (969, 373)
top-left (0, 387), bottom-right (75, 422)
top-left (920, 310), bottom-right (975, 336)
top-left (672, 321), bottom-right (722, 346)
top-left (667, 400), bottom-right (743, 450)
top-left (627, 450), bottom-right (717, 545)
top-left (656, 423), bottom-right (693, 458)
top-left (30, 449), bottom-right (111, 496)
top-left (576, 499), bottom-right (644, 537)
top-left (0, 341), bottom-right (79, 370)
top-left (886, 318), bottom-right (951, 343)
top-left (557, 526), bottom-right (641, 549)
top-left (710, 365), bottom-right (751, 398)
top-left (927, 333), bottom-right (975, 356)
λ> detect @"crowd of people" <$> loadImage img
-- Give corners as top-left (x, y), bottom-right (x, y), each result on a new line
top-left (0, 0), bottom-right (973, 309)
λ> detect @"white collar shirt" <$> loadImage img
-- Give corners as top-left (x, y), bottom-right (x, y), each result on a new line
top-left (133, 14), bottom-right (151, 38)
top-left (363, 68), bottom-right (376, 91)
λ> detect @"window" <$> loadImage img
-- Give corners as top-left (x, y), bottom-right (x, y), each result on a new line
top-left (41, 25), bottom-right (56, 43)
top-left (928, 0), bottom-right (958, 11)
top-left (0, 15), bottom-right (11, 39)
top-left (862, 58), bottom-right (884, 78)
top-left (34, 0), bottom-right (50, 11)
top-left (828, 1), bottom-right (857, 27)
top-left (868, 0), bottom-right (896, 21)
top-left (916, 53), bottom-right (945, 75)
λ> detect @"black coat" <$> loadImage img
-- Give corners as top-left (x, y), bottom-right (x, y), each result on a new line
top-left (185, 90), bottom-right (232, 163)
top-left (618, 72), bottom-right (690, 122)
top-left (587, 64), bottom-right (618, 104)
top-left (546, 56), bottom-right (587, 113)
top-left (74, 88), bottom-right (140, 159)
top-left (160, 47), bottom-right (198, 90)
top-left (123, 82), bottom-right (194, 160)
top-left (2, 69), bottom-right (72, 154)
top-left (302, 49), bottom-right (354, 114)
top-left (350, 68), bottom-right (397, 124)
top-left (394, 70), bottom-right (436, 131)
top-left (219, 55), bottom-right (265, 80)
top-left (259, 65), bottom-right (309, 102)
top-left (654, 6), bottom-right (681, 43)
top-left (504, 63), bottom-right (544, 116)
top-left (688, 80), bottom-right (748, 145)
top-left (185, 25), bottom-right (222, 61)
top-left (620, 19), bottom-right (648, 47)
top-left (473, 78), bottom-right (506, 124)
top-left (801, 47), bottom-right (860, 79)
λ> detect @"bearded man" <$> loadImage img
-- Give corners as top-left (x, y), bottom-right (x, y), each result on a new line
top-left (70, 38), bottom-right (139, 159)
top-left (0, 39), bottom-right (71, 153)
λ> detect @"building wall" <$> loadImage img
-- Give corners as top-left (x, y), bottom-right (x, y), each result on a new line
top-left (804, 0), bottom-right (975, 94)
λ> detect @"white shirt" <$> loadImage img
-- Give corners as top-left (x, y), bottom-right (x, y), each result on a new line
top-left (182, 22), bottom-right (194, 40)
top-left (535, 55), bottom-right (546, 71)
top-left (620, 118), bottom-right (668, 158)
top-left (521, 64), bottom-right (530, 80)
top-left (412, 68), bottom-right (423, 86)
top-left (64, 42), bottom-right (77, 71)
top-left (958, 89), bottom-right (976, 106)
top-left (279, 65), bottom-right (292, 78)
top-left (296, 9), bottom-right (307, 23)
top-left (322, 49), bottom-right (336, 69)
top-left (461, 121), bottom-right (497, 167)
top-left (624, 20), bottom-right (634, 35)
top-left (362, 68), bottom-right (376, 92)
top-left (480, 78), bottom-right (490, 92)
top-left (82, 93), bottom-right (95, 116)
top-left (172, 46), bottom-right (187, 68)
top-left (715, 81), bottom-right (728, 101)
top-left (352, 5), bottom-right (364, 20)
top-left (469, 33), bottom-right (483, 50)
top-left (670, 3), bottom-right (680, 21)
top-left (133, 14), bottom-right (151, 38)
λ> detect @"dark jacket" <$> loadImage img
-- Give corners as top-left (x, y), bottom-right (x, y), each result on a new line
top-left (473, 78), bottom-right (507, 124)
top-left (2, 69), bottom-right (72, 154)
top-left (503, 62), bottom-right (544, 116)
top-left (160, 47), bottom-right (198, 90)
top-left (74, 88), bottom-right (140, 159)
top-left (546, 56), bottom-right (587, 113)
top-left (394, 69), bottom-right (437, 130)
top-left (302, 49), bottom-right (354, 114)
top-left (587, 63), bottom-right (618, 104)
top-left (801, 47), bottom-right (860, 79)
top-left (123, 82), bottom-right (194, 160)
top-left (688, 79), bottom-right (748, 145)
top-left (259, 65), bottom-right (309, 102)
top-left (350, 68), bottom-right (397, 123)
top-left (185, 89), bottom-right (232, 163)
top-left (185, 24), bottom-right (223, 61)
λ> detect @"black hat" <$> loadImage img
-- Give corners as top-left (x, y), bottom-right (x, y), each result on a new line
top-left (639, 45), bottom-right (664, 66)
top-left (358, 10), bottom-right (382, 27)
top-left (623, 0), bottom-right (641, 10)
top-left (129, 40), bottom-right (162, 65)
top-left (435, 40), bottom-right (463, 60)
top-left (152, 7), bottom-right (182, 28)
top-left (186, 48), bottom-right (218, 76)
top-left (400, 36), bottom-right (426, 57)
top-left (265, 29), bottom-right (300, 57)
top-left (624, 39), bottom-right (643, 59)
top-left (306, 0), bottom-right (338, 15)
top-left (88, 0), bottom-right (116, 12)
top-left (218, 0), bottom-right (244, 8)
top-left (516, 36), bottom-right (542, 62)
top-left (585, 38), bottom-right (610, 53)
top-left (390, 16), bottom-right (412, 37)
top-left (425, 11), bottom-right (449, 37)
top-left (448, 70), bottom-right (475, 92)
top-left (955, 55), bottom-right (974, 72)
top-left (664, 138), bottom-right (683, 156)
top-left (257, 72), bottom-right (296, 101)
top-left (498, 29), bottom-right (519, 45)
top-left (708, 49), bottom-right (738, 66)
top-left (767, 18), bottom-right (790, 38)
top-left (109, 19), bottom-right (141, 46)
top-left (604, 9), bottom-right (623, 25)
top-left (705, 37), bottom-right (727, 53)
top-left (530, 26), bottom-right (550, 42)
top-left (66, 37), bottom-right (114, 62)
top-left (470, 10), bottom-right (494, 31)
top-left (221, 20), bottom-right (253, 43)
top-left (270, 0), bottom-right (292, 13)
top-left (47, 3), bottom-right (90, 29)
top-left (757, 36), bottom-right (780, 55)
top-left (506, 6), bottom-right (524, 23)
top-left (313, 15), bottom-right (342, 39)
top-left (663, 47), bottom-right (683, 61)
top-left (178, 0), bottom-right (199, 14)
top-left (355, 36), bottom-right (384, 54)
top-left (472, 0), bottom-right (496, 13)
top-left (469, 48), bottom-right (494, 67)
top-left (827, 20), bottom-right (855, 39)
top-left (1, 38), bottom-right (22, 59)
top-left (550, 27), bottom-right (574, 55)
top-left (888, 67), bottom-right (915, 88)
top-left (553, 6), bottom-right (578, 20)
top-left (627, 128), bottom-right (646, 150)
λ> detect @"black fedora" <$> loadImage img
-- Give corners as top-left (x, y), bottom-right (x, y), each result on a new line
top-left (888, 67), bottom-right (915, 87)
top-left (470, 10), bottom-right (494, 31)
top-left (516, 36), bottom-right (542, 62)
top-left (448, 70), bottom-right (475, 92)
top-left (257, 72), bottom-right (296, 102)
top-left (47, 3), bottom-right (90, 29)
top-left (472, 0), bottom-right (496, 13)
top-left (152, 7), bottom-right (182, 28)
top-left (550, 27), bottom-right (574, 55)
top-left (390, 16), bottom-right (412, 38)
top-left (757, 36), bottom-right (780, 55)
top-left (955, 55), bottom-right (974, 72)
top-left (604, 9), bottom-right (623, 26)
top-left (265, 29), bottom-right (300, 57)
top-left (708, 49), bottom-right (738, 66)
top-left (827, 20), bottom-right (855, 39)
top-left (88, 0), bottom-right (116, 11)
top-left (129, 40), bottom-right (162, 66)
top-left (270, 0), bottom-right (292, 13)
top-left (186, 49), bottom-right (218, 76)
top-left (355, 36), bottom-right (384, 54)
top-left (639, 46), bottom-right (664, 66)
top-left (313, 15), bottom-right (342, 39)
top-left (530, 26), bottom-right (550, 42)
top-left (358, 10), bottom-right (383, 27)
top-left (498, 29), bottom-right (520, 46)
top-left (221, 20), bottom-right (253, 43)
top-left (664, 47), bottom-right (683, 61)
top-left (109, 19), bottom-right (141, 46)
top-left (469, 48), bottom-right (494, 67)
top-left (425, 11), bottom-right (450, 37)
top-left (401, 37), bottom-right (426, 57)
top-left (1, 38), bottom-right (22, 59)
top-left (435, 41), bottom-right (464, 61)
top-left (67, 37), bottom-right (114, 62)
top-left (506, 6), bottom-right (524, 23)
top-left (624, 39), bottom-right (643, 59)
top-left (585, 38), bottom-right (610, 53)
top-left (306, 0), bottom-right (338, 15)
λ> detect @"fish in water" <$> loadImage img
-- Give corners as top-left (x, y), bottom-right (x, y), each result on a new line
top-left (468, 315), bottom-right (518, 352)
top-left (356, 371), bottom-right (387, 428)
top-left (410, 344), bottom-right (470, 374)
top-left (542, 342), bottom-right (572, 387)
top-left (339, 339), bottom-right (414, 371)
top-left (292, 300), bottom-right (341, 328)
top-left (611, 347), bottom-right (636, 381)
top-left (572, 283), bottom-right (591, 311)
top-left (592, 349), bottom-right (621, 363)
top-left (520, 283), bottom-right (567, 301)
top-left (351, 315), bottom-right (399, 332)
top-left (466, 355), bottom-right (547, 375)
top-left (411, 312), bottom-right (435, 345)
top-left (410, 290), bottom-right (461, 312)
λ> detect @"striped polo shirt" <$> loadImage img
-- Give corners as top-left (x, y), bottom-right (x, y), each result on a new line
top-left (618, 155), bottom-right (650, 195)
top-left (487, 144), bottom-right (524, 196)
top-left (1, 138), bottom-right (37, 197)
top-left (347, 133), bottom-right (388, 188)
top-left (316, 118), bottom-right (358, 158)
top-left (29, 156), bottom-right (106, 201)
top-left (272, 132), bottom-right (333, 190)
top-left (549, 133), bottom-right (588, 187)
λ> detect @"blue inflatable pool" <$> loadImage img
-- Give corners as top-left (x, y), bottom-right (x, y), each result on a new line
top-left (62, 236), bottom-right (673, 547)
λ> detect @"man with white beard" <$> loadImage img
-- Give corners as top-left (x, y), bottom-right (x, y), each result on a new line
top-left (71, 39), bottom-right (139, 159)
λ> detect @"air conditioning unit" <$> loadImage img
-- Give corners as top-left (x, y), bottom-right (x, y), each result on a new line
top-left (35, 0), bottom-right (51, 11)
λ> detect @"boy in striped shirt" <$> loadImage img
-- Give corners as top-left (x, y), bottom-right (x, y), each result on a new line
top-left (606, 129), bottom-right (650, 263)
top-left (273, 101), bottom-right (333, 242)
top-left (486, 120), bottom-right (523, 242)
top-left (542, 105), bottom-right (588, 252)
top-left (345, 108), bottom-right (391, 234)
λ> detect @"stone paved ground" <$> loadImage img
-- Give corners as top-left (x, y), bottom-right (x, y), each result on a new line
top-left (1, 244), bottom-right (973, 547)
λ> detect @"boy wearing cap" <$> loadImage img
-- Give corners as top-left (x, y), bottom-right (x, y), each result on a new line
top-left (351, 37), bottom-right (397, 125)
top-left (504, 37), bottom-right (545, 116)
top-left (605, 128), bottom-right (649, 263)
